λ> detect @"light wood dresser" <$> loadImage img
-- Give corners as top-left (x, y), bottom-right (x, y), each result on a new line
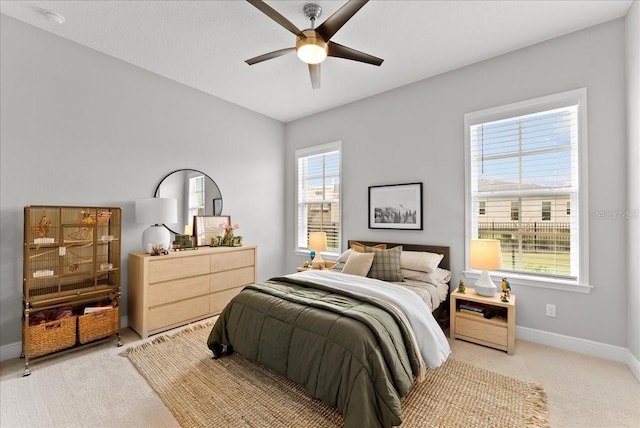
top-left (128, 246), bottom-right (256, 338)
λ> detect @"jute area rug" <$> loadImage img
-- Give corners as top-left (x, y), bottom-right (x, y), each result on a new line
top-left (123, 323), bottom-right (549, 428)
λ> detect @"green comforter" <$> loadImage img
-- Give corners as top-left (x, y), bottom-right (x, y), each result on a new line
top-left (207, 276), bottom-right (423, 428)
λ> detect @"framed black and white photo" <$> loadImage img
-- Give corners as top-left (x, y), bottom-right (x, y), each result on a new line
top-left (368, 183), bottom-right (423, 230)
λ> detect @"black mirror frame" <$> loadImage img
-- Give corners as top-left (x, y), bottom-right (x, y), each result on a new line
top-left (154, 168), bottom-right (223, 235)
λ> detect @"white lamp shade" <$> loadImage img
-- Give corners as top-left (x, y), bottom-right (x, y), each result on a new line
top-left (308, 232), bottom-right (327, 269)
top-left (135, 198), bottom-right (177, 225)
top-left (308, 232), bottom-right (328, 252)
top-left (470, 239), bottom-right (502, 270)
top-left (470, 239), bottom-right (502, 296)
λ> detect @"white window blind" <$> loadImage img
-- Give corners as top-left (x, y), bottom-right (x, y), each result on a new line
top-left (188, 175), bottom-right (205, 220)
top-left (296, 142), bottom-right (341, 254)
top-left (466, 89), bottom-right (588, 287)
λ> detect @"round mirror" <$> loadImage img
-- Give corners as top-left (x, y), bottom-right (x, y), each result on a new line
top-left (154, 169), bottom-right (223, 235)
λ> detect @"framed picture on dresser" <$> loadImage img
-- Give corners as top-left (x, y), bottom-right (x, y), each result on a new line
top-left (193, 215), bottom-right (230, 246)
top-left (368, 182), bottom-right (423, 230)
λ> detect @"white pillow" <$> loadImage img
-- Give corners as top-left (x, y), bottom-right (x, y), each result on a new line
top-left (400, 251), bottom-right (444, 273)
top-left (401, 267), bottom-right (451, 284)
top-left (342, 252), bottom-right (375, 277)
top-left (335, 248), bottom-right (353, 263)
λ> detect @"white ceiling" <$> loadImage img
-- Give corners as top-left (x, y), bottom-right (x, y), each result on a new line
top-left (0, 1), bottom-right (633, 123)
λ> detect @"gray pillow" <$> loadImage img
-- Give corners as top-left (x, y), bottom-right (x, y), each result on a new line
top-left (365, 245), bottom-right (403, 282)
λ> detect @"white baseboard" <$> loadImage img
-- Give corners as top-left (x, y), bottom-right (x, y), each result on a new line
top-left (0, 341), bottom-right (23, 363)
top-left (0, 316), bottom-right (129, 363)
top-left (516, 326), bottom-right (640, 382)
top-left (628, 352), bottom-right (640, 382)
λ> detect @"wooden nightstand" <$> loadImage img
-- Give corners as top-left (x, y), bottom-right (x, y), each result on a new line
top-left (450, 289), bottom-right (516, 354)
top-left (296, 261), bottom-right (336, 272)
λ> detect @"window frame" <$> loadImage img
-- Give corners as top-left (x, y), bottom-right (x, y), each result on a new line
top-left (294, 141), bottom-right (342, 258)
top-left (464, 88), bottom-right (591, 293)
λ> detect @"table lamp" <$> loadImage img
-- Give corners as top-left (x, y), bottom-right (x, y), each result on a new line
top-left (135, 198), bottom-right (177, 253)
top-left (308, 232), bottom-right (328, 269)
top-left (469, 239), bottom-right (502, 296)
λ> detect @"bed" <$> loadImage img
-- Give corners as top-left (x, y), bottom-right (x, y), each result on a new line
top-left (207, 241), bottom-right (452, 428)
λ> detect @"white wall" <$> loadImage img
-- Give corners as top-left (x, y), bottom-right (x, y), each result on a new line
top-left (626, 1), bottom-right (640, 361)
top-left (0, 15), bottom-right (286, 348)
top-left (285, 19), bottom-right (629, 347)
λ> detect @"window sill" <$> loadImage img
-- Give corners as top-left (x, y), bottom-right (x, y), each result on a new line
top-left (295, 250), bottom-right (338, 261)
top-left (463, 270), bottom-right (592, 294)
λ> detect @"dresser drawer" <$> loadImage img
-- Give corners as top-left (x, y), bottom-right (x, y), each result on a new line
top-left (210, 287), bottom-right (243, 315)
top-left (210, 248), bottom-right (255, 273)
top-left (149, 255), bottom-right (210, 283)
top-left (148, 275), bottom-right (210, 307)
top-left (211, 266), bottom-right (255, 293)
top-left (148, 295), bottom-right (210, 332)
top-left (456, 316), bottom-right (507, 347)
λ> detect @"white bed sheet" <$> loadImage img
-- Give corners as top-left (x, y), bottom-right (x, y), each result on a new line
top-left (394, 279), bottom-right (449, 312)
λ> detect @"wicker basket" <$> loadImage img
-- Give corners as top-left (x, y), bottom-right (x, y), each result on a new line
top-left (78, 307), bottom-right (119, 344)
top-left (25, 316), bottom-right (77, 358)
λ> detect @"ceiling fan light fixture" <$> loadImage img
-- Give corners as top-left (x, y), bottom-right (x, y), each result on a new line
top-left (296, 32), bottom-right (327, 64)
top-left (297, 43), bottom-right (327, 64)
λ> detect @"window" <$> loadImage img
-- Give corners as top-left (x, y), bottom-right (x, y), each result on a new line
top-left (542, 201), bottom-right (551, 221)
top-left (188, 175), bottom-right (205, 219)
top-left (295, 142), bottom-right (341, 255)
top-left (479, 201), bottom-right (486, 215)
top-left (510, 202), bottom-right (520, 221)
top-left (465, 89), bottom-right (589, 291)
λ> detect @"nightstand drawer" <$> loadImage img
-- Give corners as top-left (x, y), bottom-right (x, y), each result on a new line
top-left (456, 316), bottom-right (507, 347)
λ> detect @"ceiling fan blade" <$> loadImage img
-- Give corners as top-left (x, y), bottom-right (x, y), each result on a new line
top-left (308, 63), bottom-right (321, 89)
top-left (247, 0), bottom-right (305, 38)
top-left (316, 0), bottom-right (368, 41)
top-left (327, 41), bottom-right (383, 66)
top-left (245, 47), bottom-right (295, 65)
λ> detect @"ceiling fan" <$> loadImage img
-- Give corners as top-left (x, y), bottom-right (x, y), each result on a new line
top-left (245, 0), bottom-right (383, 89)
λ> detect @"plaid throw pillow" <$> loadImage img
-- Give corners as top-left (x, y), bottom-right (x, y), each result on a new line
top-left (365, 245), bottom-right (403, 281)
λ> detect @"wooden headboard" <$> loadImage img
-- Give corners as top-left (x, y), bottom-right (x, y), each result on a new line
top-left (347, 240), bottom-right (450, 272)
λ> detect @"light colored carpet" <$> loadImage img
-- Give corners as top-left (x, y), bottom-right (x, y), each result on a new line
top-left (123, 322), bottom-right (549, 428)
top-left (1, 318), bottom-right (638, 428)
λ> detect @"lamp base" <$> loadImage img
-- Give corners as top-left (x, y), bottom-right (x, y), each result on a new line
top-left (142, 225), bottom-right (171, 253)
top-left (474, 270), bottom-right (498, 296)
top-left (311, 253), bottom-right (325, 269)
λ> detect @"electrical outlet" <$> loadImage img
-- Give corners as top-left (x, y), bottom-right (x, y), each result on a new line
top-left (546, 304), bottom-right (556, 317)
